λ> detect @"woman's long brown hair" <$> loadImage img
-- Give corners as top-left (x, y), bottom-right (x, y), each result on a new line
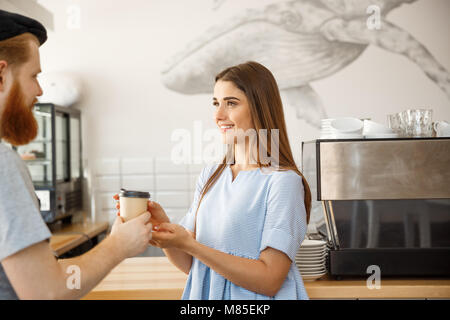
top-left (193, 61), bottom-right (312, 235)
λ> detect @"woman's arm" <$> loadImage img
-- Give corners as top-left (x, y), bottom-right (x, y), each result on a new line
top-left (140, 198), bottom-right (193, 274)
top-left (162, 248), bottom-right (192, 275)
top-left (152, 223), bottom-right (292, 297)
top-left (188, 240), bottom-right (291, 296)
top-left (146, 200), bottom-right (193, 274)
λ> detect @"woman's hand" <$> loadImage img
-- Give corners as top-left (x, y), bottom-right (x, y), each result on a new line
top-left (113, 194), bottom-right (170, 228)
top-left (150, 227), bottom-right (195, 248)
top-left (151, 223), bottom-right (195, 250)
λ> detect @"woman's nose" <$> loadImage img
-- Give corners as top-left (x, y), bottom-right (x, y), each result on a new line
top-left (215, 104), bottom-right (227, 120)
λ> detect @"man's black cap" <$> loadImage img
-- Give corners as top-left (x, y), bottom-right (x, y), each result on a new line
top-left (0, 9), bottom-right (47, 45)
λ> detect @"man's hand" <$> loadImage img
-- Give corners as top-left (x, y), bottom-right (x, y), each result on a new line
top-left (113, 194), bottom-right (170, 228)
top-left (1, 212), bottom-right (153, 300)
top-left (109, 212), bottom-right (153, 259)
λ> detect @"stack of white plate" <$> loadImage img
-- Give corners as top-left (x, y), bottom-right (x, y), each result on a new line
top-left (295, 239), bottom-right (328, 281)
top-left (320, 118), bottom-right (335, 139)
top-left (320, 118), bottom-right (364, 139)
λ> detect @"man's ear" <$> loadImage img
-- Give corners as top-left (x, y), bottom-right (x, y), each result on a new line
top-left (0, 61), bottom-right (8, 92)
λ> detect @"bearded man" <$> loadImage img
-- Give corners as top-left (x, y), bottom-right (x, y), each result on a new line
top-left (0, 10), bottom-right (154, 299)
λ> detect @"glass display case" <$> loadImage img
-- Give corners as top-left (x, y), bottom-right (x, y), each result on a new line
top-left (15, 103), bottom-right (82, 224)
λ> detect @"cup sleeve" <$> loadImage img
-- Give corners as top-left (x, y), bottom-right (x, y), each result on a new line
top-left (259, 173), bottom-right (308, 262)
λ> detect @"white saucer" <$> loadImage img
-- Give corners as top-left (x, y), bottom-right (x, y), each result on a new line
top-left (297, 256), bottom-right (326, 262)
top-left (299, 269), bottom-right (326, 275)
top-left (295, 261), bottom-right (325, 268)
top-left (300, 239), bottom-right (327, 248)
top-left (300, 269), bottom-right (327, 275)
top-left (298, 246), bottom-right (327, 252)
top-left (298, 256), bottom-right (326, 261)
top-left (296, 264), bottom-right (325, 270)
top-left (297, 251), bottom-right (327, 258)
top-left (296, 258), bottom-right (326, 263)
top-left (296, 258), bottom-right (326, 264)
top-left (298, 268), bottom-right (326, 274)
top-left (364, 133), bottom-right (398, 139)
top-left (297, 250), bottom-right (327, 256)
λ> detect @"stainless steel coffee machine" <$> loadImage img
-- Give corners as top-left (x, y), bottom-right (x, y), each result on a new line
top-left (302, 137), bottom-right (450, 278)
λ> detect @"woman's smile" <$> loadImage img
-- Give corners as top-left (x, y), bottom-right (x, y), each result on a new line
top-left (219, 123), bottom-right (235, 133)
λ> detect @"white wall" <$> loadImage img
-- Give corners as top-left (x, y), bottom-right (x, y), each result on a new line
top-left (32, 0), bottom-right (450, 225)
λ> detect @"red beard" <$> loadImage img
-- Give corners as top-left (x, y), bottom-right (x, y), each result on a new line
top-left (1, 80), bottom-right (38, 146)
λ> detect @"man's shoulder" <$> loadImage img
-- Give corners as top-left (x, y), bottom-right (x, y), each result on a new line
top-left (0, 142), bottom-right (17, 157)
top-left (0, 143), bottom-right (23, 173)
top-left (0, 142), bottom-right (13, 155)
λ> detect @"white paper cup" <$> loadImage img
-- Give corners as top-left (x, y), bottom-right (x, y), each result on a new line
top-left (119, 189), bottom-right (150, 222)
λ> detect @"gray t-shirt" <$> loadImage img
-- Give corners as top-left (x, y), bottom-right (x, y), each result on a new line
top-left (0, 142), bottom-right (52, 300)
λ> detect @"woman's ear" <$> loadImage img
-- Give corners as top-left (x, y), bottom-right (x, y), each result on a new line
top-left (0, 61), bottom-right (8, 92)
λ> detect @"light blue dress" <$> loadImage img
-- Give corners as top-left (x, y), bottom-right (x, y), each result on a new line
top-left (179, 164), bottom-right (309, 300)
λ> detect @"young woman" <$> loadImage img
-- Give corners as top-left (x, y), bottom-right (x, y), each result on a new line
top-left (134, 61), bottom-right (311, 299)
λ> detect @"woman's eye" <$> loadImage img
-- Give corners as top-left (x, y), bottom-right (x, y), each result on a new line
top-left (213, 101), bottom-right (237, 107)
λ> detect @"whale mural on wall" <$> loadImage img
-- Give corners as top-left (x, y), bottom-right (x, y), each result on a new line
top-left (161, 0), bottom-right (450, 128)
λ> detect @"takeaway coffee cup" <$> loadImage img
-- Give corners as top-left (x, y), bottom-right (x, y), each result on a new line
top-left (119, 188), bottom-right (151, 222)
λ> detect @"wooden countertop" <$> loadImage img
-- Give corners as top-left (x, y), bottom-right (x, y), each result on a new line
top-left (50, 221), bottom-right (109, 257)
top-left (83, 257), bottom-right (188, 300)
top-left (82, 257), bottom-right (450, 300)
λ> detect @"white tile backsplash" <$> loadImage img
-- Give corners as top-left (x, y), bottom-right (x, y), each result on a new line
top-left (188, 163), bottom-right (204, 174)
top-left (93, 157), bottom-right (206, 222)
top-left (95, 176), bottom-right (121, 192)
top-left (122, 175), bottom-right (155, 192)
top-left (154, 191), bottom-right (190, 208)
top-left (95, 159), bottom-right (120, 176)
top-left (99, 193), bottom-right (117, 210)
top-left (122, 158), bottom-right (154, 175)
top-left (156, 174), bottom-right (189, 191)
top-left (189, 174), bottom-right (199, 191)
top-left (165, 208), bottom-right (188, 223)
top-left (155, 158), bottom-right (189, 174)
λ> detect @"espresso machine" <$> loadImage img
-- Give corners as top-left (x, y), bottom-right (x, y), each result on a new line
top-left (302, 137), bottom-right (450, 278)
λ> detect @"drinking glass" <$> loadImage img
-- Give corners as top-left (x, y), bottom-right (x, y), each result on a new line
top-left (401, 109), bottom-right (433, 137)
top-left (387, 113), bottom-right (402, 136)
